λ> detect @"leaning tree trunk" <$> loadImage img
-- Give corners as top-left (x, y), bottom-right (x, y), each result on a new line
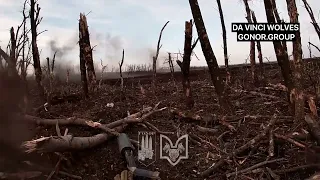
top-left (30, 0), bottom-right (44, 98)
top-left (78, 14), bottom-right (89, 98)
top-left (152, 21), bottom-right (170, 93)
top-left (302, 0), bottom-right (320, 41)
top-left (188, 0), bottom-right (232, 114)
top-left (216, 0), bottom-right (229, 81)
top-left (286, 0), bottom-right (305, 122)
top-left (263, 0), bottom-right (295, 109)
top-left (177, 20), bottom-right (195, 109)
top-left (251, 11), bottom-right (264, 79)
top-left (243, 0), bottom-right (258, 85)
top-left (79, 13), bottom-right (96, 90)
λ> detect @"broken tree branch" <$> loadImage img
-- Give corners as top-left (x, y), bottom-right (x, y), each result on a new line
top-left (201, 114), bottom-right (277, 177)
top-left (226, 158), bottom-right (285, 177)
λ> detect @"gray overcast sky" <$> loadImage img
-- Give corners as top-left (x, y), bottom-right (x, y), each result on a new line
top-left (0, 0), bottom-right (319, 71)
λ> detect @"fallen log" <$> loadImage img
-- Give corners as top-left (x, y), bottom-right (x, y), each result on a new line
top-left (22, 104), bottom-right (166, 153)
top-left (22, 125), bottom-right (126, 153)
top-left (226, 158), bottom-right (285, 177)
top-left (304, 115), bottom-right (320, 145)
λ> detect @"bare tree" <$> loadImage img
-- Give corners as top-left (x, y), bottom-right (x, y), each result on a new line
top-left (20, 1), bottom-right (30, 83)
top-left (165, 52), bottom-right (178, 90)
top-left (270, 0), bottom-right (288, 52)
top-left (152, 21), bottom-right (169, 91)
top-left (301, 0), bottom-right (320, 41)
top-left (263, 0), bottom-right (294, 109)
top-left (30, 0), bottom-right (45, 98)
top-left (8, 27), bottom-right (18, 76)
top-left (243, 0), bottom-right (258, 85)
top-left (251, 11), bottom-right (264, 79)
top-left (79, 13), bottom-right (97, 90)
top-left (286, 0), bottom-right (305, 122)
top-left (177, 19), bottom-right (198, 109)
top-left (119, 49), bottom-right (124, 91)
top-left (167, 53), bottom-right (175, 77)
top-left (188, 0), bottom-right (232, 114)
top-left (99, 59), bottom-right (107, 88)
top-left (216, 0), bottom-right (230, 82)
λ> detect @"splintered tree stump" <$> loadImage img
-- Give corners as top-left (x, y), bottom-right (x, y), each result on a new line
top-left (177, 19), bottom-right (195, 109)
top-left (79, 13), bottom-right (96, 92)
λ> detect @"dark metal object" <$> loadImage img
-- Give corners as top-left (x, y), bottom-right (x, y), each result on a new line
top-left (117, 133), bottom-right (160, 179)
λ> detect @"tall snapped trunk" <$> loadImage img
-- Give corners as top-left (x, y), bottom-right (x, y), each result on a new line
top-left (263, 0), bottom-right (295, 109)
top-left (243, 0), bottom-right (258, 85)
top-left (251, 11), bottom-right (264, 79)
top-left (79, 13), bottom-right (96, 90)
top-left (30, 0), bottom-right (44, 98)
top-left (177, 20), bottom-right (195, 109)
top-left (286, 0), bottom-right (305, 122)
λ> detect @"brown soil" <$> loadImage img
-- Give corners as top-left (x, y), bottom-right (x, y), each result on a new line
top-left (1, 60), bottom-right (320, 180)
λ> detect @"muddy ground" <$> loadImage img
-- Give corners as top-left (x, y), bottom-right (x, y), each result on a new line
top-left (1, 60), bottom-right (320, 180)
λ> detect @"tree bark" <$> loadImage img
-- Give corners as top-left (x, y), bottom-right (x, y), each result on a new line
top-left (263, 0), bottom-right (295, 108)
top-left (243, 0), bottom-right (258, 85)
top-left (177, 20), bottom-right (195, 109)
top-left (251, 11), bottom-right (264, 79)
top-left (216, 0), bottom-right (229, 77)
top-left (188, 0), bottom-right (232, 114)
top-left (286, 0), bottom-right (305, 122)
top-left (30, 0), bottom-right (45, 98)
top-left (79, 13), bottom-right (96, 90)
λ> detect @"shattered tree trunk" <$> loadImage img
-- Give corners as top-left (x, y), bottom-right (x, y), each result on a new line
top-left (78, 14), bottom-right (89, 98)
top-left (177, 20), bottom-right (195, 109)
top-left (30, 0), bottom-right (45, 98)
top-left (189, 0), bottom-right (232, 114)
top-left (302, 0), bottom-right (320, 41)
top-left (286, 0), bottom-right (305, 122)
top-left (263, 0), bottom-right (295, 109)
top-left (79, 13), bottom-right (97, 90)
top-left (216, 0), bottom-right (230, 82)
top-left (251, 11), bottom-right (264, 79)
top-left (243, 0), bottom-right (258, 85)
